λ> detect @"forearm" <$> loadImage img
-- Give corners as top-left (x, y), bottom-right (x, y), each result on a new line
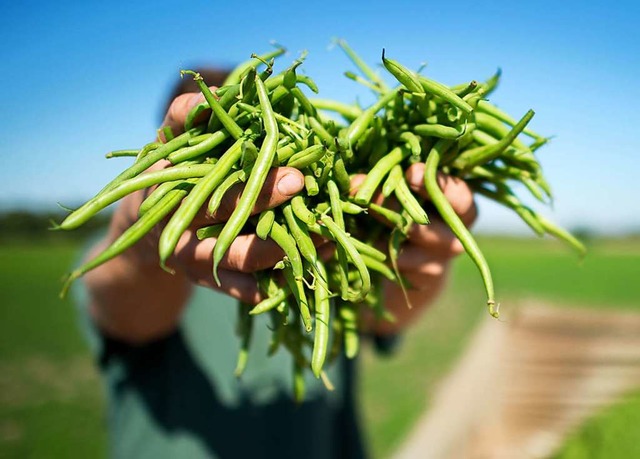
top-left (84, 198), bottom-right (192, 344)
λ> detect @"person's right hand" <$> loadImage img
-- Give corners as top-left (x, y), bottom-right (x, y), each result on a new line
top-left (84, 89), bottom-right (313, 343)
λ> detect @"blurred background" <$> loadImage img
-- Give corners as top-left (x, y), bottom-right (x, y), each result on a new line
top-left (1, 0), bottom-right (639, 457)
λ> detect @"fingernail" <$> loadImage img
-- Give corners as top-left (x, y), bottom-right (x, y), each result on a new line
top-left (277, 173), bottom-right (303, 196)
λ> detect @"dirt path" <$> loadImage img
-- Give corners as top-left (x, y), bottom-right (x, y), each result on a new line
top-left (393, 302), bottom-right (640, 459)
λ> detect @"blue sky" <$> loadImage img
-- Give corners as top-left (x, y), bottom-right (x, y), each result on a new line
top-left (1, 0), bottom-right (638, 234)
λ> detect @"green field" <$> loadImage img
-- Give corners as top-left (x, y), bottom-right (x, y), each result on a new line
top-left (1, 236), bottom-right (639, 458)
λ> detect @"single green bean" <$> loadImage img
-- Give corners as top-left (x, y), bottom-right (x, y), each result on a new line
top-left (354, 145), bottom-right (410, 205)
top-left (290, 196), bottom-right (316, 226)
top-left (58, 164), bottom-right (214, 230)
top-left (212, 76), bottom-right (279, 285)
top-left (382, 49), bottom-right (423, 93)
top-left (425, 139), bottom-right (497, 318)
top-left (285, 145), bottom-right (326, 169)
top-left (320, 215), bottom-right (371, 302)
top-left (222, 46), bottom-right (286, 86)
top-left (311, 261), bottom-right (330, 378)
top-left (394, 178), bottom-right (430, 225)
top-left (255, 209), bottom-right (275, 240)
top-left (105, 149), bottom-right (138, 159)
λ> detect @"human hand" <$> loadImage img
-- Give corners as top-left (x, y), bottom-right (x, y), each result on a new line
top-left (85, 88), bottom-right (324, 342)
top-left (352, 163), bottom-right (477, 335)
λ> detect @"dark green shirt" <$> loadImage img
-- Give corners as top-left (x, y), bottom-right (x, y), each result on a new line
top-left (76, 284), bottom-right (368, 459)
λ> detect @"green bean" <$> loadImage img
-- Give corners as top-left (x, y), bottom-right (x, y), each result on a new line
top-left (480, 68), bottom-right (502, 96)
top-left (135, 142), bottom-right (162, 163)
top-left (60, 182), bottom-right (193, 297)
top-left (249, 285), bottom-right (290, 315)
top-left (538, 215), bottom-right (587, 257)
top-left (382, 49), bottom-right (423, 93)
top-left (308, 117), bottom-right (334, 145)
top-left (255, 209), bottom-right (275, 240)
top-left (185, 102), bottom-right (210, 131)
top-left (394, 178), bottom-right (430, 225)
top-left (340, 201), bottom-right (366, 215)
top-left (414, 123), bottom-right (466, 140)
top-left (398, 131), bottom-right (421, 157)
top-left (181, 70), bottom-right (244, 140)
top-left (328, 179), bottom-right (350, 300)
top-left (58, 164), bottom-right (214, 230)
top-left (361, 254), bottom-right (397, 282)
top-left (307, 223), bottom-right (387, 262)
top-left (477, 100), bottom-right (543, 140)
top-left (280, 257), bottom-right (312, 333)
top-left (97, 127), bottom-right (203, 195)
top-left (354, 145), bottom-right (410, 205)
top-left (285, 145), bottom-right (326, 169)
top-left (452, 80), bottom-right (478, 98)
top-left (382, 164), bottom-right (403, 197)
top-left (105, 149), bottom-right (138, 159)
top-left (344, 89), bottom-right (398, 148)
top-left (425, 139), bottom-right (497, 318)
top-left (223, 46), bottom-right (286, 86)
top-left (207, 167), bottom-right (247, 216)
top-left (320, 214), bottom-right (371, 302)
top-left (159, 126), bottom-right (174, 142)
top-left (234, 302), bottom-right (253, 377)
top-left (366, 201), bottom-right (406, 228)
top-left (344, 70), bottom-right (384, 93)
top-left (187, 133), bottom-right (213, 147)
top-left (196, 224), bottom-right (225, 240)
top-left (290, 87), bottom-right (318, 117)
top-left (138, 178), bottom-right (196, 217)
top-left (304, 173), bottom-right (319, 196)
top-left (283, 204), bottom-right (319, 270)
top-left (290, 196), bottom-right (316, 226)
top-left (339, 302), bottom-right (359, 359)
top-left (473, 112), bottom-right (530, 152)
top-left (309, 98), bottom-right (362, 121)
top-left (332, 153), bottom-right (351, 193)
top-left (388, 228), bottom-right (411, 308)
top-left (311, 260), bottom-right (330, 378)
top-left (452, 110), bottom-right (535, 171)
top-left (167, 130), bottom-right (229, 164)
top-left (269, 221), bottom-right (304, 280)
top-left (473, 184), bottom-right (544, 236)
top-left (212, 76), bottom-right (279, 285)
top-left (335, 38), bottom-right (389, 91)
top-left (236, 102), bottom-right (309, 133)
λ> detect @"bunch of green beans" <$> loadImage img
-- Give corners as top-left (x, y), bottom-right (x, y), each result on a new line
top-left (58, 42), bottom-right (584, 400)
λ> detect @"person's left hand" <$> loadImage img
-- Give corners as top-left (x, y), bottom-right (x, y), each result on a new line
top-left (352, 162), bottom-right (477, 336)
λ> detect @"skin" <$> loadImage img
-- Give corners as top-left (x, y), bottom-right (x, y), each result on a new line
top-left (84, 89), bottom-right (477, 344)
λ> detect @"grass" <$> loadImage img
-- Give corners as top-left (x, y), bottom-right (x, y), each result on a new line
top-left (360, 236), bottom-right (640, 458)
top-left (0, 241), bottom-right (106, 457)
top-left (0, 236), bottom-right (639, 458)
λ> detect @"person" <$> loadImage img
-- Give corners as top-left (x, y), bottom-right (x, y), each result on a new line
top-left (75, 68), bottom-right (478, 459)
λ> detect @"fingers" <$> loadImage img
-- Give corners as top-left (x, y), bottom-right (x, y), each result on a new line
top-left (406, 219), bottom-right (465, 257)
top-left (405, 163), bottom-right (477, 227)
top-left (202, 167), bottom-right (305, 224)
top-left (172, 230), bottom-right (286, 274)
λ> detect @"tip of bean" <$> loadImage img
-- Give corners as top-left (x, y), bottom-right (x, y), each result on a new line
top-left (488, 300), bottom-right (500, 319)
